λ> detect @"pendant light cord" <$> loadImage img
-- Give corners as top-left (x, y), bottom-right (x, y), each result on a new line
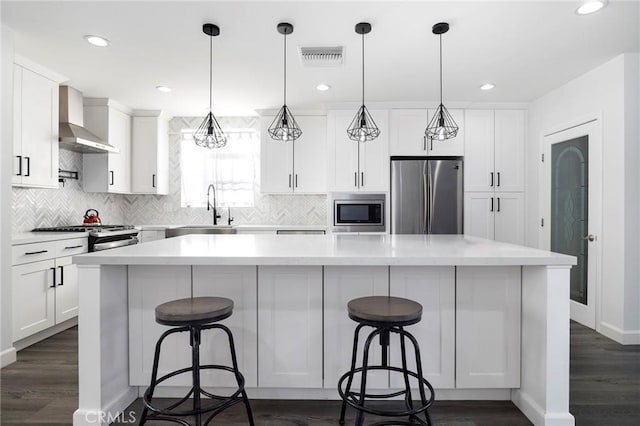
top-left (439, 34), bottom-right (443, 107)
top-left (283, 30), bottom-right (287, 106)
top-left (209, 34), bottom-right (213, 114)
top-left (361, 31), bottom-right (365, 107)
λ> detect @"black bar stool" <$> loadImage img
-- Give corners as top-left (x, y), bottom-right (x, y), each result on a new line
top-left (338, 296), bottom-right (435, 426)
top-left (139, 297), bottom-right (255, 426)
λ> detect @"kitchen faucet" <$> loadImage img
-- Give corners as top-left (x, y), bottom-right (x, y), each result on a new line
top-left (206, 184), bottom-right (221, 225)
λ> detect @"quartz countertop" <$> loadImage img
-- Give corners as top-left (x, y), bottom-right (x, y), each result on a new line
top-left (136, 224), bottom-right (328, 232)
top-left (73, 234), bottom-right (576, 267)
top-left (12, 231), bottom-right (89, 245)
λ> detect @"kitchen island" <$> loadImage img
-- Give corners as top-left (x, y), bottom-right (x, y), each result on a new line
top-left (72, 234), bottom-right (576, 426)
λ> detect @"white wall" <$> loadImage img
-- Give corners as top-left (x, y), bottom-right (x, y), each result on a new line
top-left (527, 53), bottom-right (640, 344)
top-left (1, 24), bottom-right (17, 366)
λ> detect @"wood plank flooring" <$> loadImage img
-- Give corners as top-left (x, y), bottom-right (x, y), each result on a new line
top-left (1, 322), bottom-right (638, 425)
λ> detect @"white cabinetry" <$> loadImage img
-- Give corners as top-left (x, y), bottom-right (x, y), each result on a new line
top-left (82, 98), bottom-right (132, 193)
top-left (389, 266), bottom-right (455, 389)
top-left (389, 109), bottom-right (464, 156)
top-left (464, 192), bottom-right (525, 245)
top-left (257, 266), bottom-right (323, 388)
top-left (12, 58), bottom-right (63, 189)
top-left (456, 266), bottom-right (521, 388)
top-left (131, 111), bottom-right (169, 194)
top-left (328, 110), bottom-right (389, 191)
top-left (11, 237), bottom-right (87, 341)
top-left (324, 266), bottom-right (389, 389)
top-left (260, 115), bottom-right (327, 193)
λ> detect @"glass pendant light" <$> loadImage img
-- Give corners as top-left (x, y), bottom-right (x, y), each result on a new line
top-left (425, 22), bottom-right (459, 141)
top-left (194, 23), bottom-right (227, 149)
top-left (347, 22), bottom-right (380, 142)
top-left (268, 23), bottom-right (302, 142)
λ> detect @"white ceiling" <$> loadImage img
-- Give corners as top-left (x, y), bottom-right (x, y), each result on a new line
top-left (2, 1), bottom-right (639, 117)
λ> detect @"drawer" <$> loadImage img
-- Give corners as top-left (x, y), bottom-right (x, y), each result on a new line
top-left (56, 238), bottom-right (88, 256)
top-left (12, 240), bottom-right (58, 265)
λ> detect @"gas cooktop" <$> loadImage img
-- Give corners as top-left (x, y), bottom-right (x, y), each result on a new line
top-left (33, 225), bottom-right (135, 232)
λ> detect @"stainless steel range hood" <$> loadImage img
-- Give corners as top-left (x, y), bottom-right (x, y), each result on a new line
top-left (59, 86), bottom-right (119, 153)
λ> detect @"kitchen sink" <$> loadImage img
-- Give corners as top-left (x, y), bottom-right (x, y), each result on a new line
top-left (165, 225), bottom-right (237, 238)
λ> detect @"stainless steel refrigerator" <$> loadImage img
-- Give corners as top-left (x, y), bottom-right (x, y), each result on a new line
top-left (391, 157), bottom-right (463, 234)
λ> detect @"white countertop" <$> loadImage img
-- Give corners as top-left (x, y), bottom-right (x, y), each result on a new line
top-left (12, 231), bottom-right (89, 245)
top-left (73, 234), bottom-right (576, 267)
top-left (137, 224), bottom-right (328, 231)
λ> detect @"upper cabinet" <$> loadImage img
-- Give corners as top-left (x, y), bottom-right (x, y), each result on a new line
top-left (12, 57), bottom-right (66, 189)
top-left (464, 110), bottom-right (525, 193)
top-left (260, 115), bottom-right (327, 193)
top-left (82, 98), bottom-right (132, 194)
top-left (131, 111), bottom-right (170, 195)
top-left (327, 109), bottom-right (389, 192)
top-left (389, 109), bottom-right (464, 157)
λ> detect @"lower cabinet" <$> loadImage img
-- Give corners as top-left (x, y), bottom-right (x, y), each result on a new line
top-left (464, 192), bottom-right (525, 245)
top-left (54, 256), bottom-right (79, 323)
top-left (12, 260), bottom-right (56, 340)
top-left (455, 266), bottom-right (521, 388)
top-left (257, 266), bottom-right (323, 388)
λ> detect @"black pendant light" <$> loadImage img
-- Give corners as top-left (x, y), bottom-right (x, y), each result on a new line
top-left (425, 22), bottom-right (459, 141)
top-left (268, 23), bottom-right (302, 142)
top-left (194, 23), bottom-right (227, 149)
top-left (347, 22), bottom-right (380, 142)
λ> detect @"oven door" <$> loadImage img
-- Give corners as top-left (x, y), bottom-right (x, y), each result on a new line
top-left (334, 200), bottom-right (385, 232)
top-left (89, 232), bottom-right (139, 252)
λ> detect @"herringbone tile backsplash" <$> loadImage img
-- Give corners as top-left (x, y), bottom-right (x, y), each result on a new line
top-left (12, 116), bottom-right (327, 233)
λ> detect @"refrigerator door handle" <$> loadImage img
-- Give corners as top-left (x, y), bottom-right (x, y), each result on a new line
top-left (427, 162), bottom-right (434, 234)
top-left (422, 172), bottom-right (429, 233)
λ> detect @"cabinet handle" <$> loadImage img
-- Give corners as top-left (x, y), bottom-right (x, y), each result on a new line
top-left (497, 197), bottom-right (501, 212)
top-left (354, 172), bottom-right (358, 187)
top-left (109, 171), bottom-right (114, 186)
top-left (361, 172), bottom-right (364, 187)
top-left (490, 172), bottom-right (494, 187)
top-left (25, 250), bottom-right (48, 255)
top-left (16, 155), bottom-right (22, 176)
top-left (288, 174), bottom-right (292, 188)
top-left (490, 197), bottom-right (494, 212)
top-left (24, 157), bottom-right (30, 177)
top-left (430, 138), bottom-right (433, 151)
top-left (152, 174), bottom-right (156, 188)
top-left (63, 245), bottom-right (83, 250)
top-left (423, 136), bottom-right (426, 151)
top-left (497, 172), bottom-right (501, 187)
top-left (58, 266), bottom-right (64, 286)
top-left (49, 267), bottom-right (56, 288)
top-left (295, 174), bottom-right (298, 188)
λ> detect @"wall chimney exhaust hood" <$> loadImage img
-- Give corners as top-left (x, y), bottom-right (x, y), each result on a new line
top-left (59, 86), bottom-right (119, 153)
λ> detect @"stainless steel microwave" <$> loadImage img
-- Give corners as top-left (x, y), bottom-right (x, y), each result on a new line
top-left (331, 193), bottom-right (386, 233)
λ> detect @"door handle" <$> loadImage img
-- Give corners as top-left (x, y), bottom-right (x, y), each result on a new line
top-left (423, 136), bottom-right (426, 151)
top-left (490, 172), bottom-right (494, 187)
top-left (490, 197), bottom-right (494, 212)
top-left (295, 174), bottom-right (298, 188)
top-left (288, 174), bottom-right (292, 188)
top-left (361, 172), bottom-right (364, 187)
top-left (25, 250), bottom-right (48, 255)
top-left (16, 155), bottom-right (22, 176)
top-left (497, 197), bottom-right (501, 212)
top-left (58, 266), bottom-right (64, 286)
top-left (49, 267), bottom-right (56, 288)
top-left (497, 172), bottom-right (501, 187)
top-left (152, 174), bottom-right (156, 188)
top-left (583, 234), bottom-right (596, 242)
top-left (354, 172), bottom-right (358, 187)
top-left (109, 170), bottom-right (114, 185)
top-left (24, 157), bottom-right (30, 177)
top-left (430, 138), bottom-right (434, 151)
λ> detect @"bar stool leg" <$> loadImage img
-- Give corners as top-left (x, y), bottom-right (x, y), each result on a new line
top-left (339, 323), bottom-right (365, 425)
top-left (406, 330), bottom-right (432, 426)
top-left (399, 327), bottom-right (415, 418)
top-left (355, 328), bottom-right (383, 426)
top-left (220, 324), bottom-right (255, 426)
top-left (190, 326), bottom-right (203, 426)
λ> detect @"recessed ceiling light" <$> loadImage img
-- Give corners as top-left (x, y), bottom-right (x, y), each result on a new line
top-left (156, 86), bottom-right (172, 93)
top-left (84, 35), bottom-right (109, 47)
top-left (480, 83), bottom-right (496, 91)
top-left (316, 83), bottom-right (331, 91)
top-left (576, 1), bottom-right (606, 15)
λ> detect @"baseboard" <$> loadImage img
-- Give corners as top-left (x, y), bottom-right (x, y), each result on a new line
top-left (1, 346), bottom-right (17, 368)
top-left (599, 322), bottom-right (640, 345)
top-left (512, 389), bottom-right (575, 426)
top-left (14, 317), bottom-right (78, 351)
top-left (73, 387), bottom-right (137, 426)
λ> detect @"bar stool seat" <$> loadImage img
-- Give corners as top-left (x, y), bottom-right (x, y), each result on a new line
top-left (339, 296), bottom-right (435, 426)
top-left (140, 296), bottom-right (254, 426)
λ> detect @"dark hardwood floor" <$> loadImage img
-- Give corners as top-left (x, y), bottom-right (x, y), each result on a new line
top-left (1, 322), bottom-right (638, 425)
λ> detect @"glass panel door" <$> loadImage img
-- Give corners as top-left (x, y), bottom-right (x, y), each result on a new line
top-left (551, 136), bottom-right (588, 305)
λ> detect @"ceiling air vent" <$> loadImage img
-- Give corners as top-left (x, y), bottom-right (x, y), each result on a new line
top-left (299, 46), bottom-right (344, 67)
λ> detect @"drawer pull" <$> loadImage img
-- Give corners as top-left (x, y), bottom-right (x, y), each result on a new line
top-left (25, 250), bottom-right (48, 255)
top-left (64, 245), bottom-right (84, 250)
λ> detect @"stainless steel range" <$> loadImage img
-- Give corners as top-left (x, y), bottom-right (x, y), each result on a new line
top-left (32, 225), bottom-right (139, 252)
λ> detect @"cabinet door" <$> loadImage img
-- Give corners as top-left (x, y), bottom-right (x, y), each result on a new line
top-left (16, 66), bottom-right (59, 188)
top-left (324, 266), bottom-right (388, 390)
top-left (132, 116), bottom-right (168, 194)
top-left (359, 109), bottom-right (389, 191)
top-left (494, 192), bottom-right (525, 245)
top-left (494, 110), bottom-right (525, 192)
top-left (456, 266), bottom-right (521, 388)
top-left (389, 266), bottom-right (455, 389)
top-left (426, 108), bottom-right (465, 157)
top-left (260, 116), bottom-right (294, 193)
top-left (258, 266), bottom-right (323, 388)
top-left (328, 111), bottom-right (360, 191)
top-left (389, 109), bottom-right (429, 156)
top-left (464, 110), bottom-right (495, 192)
top-left (12, 65), bottom-right (23, 185)
top-left (463, 192), bottom-right (495, 240)
top-left (12, 260), bottom-right (56, 341)
top-left (54, 256), bottom-right (79, 323)
top-left (193, 266), bottom-right (258, 387)
top-left (293, 116), bottom-right (327, 193)
top-left (108, 108), bottom-right (132, 193)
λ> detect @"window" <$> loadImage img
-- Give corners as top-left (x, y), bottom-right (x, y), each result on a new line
top-left (181, 128), bottom-right (259, 208)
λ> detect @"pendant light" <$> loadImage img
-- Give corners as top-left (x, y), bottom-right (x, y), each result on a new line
top-left (268, 23), bottom-right (302, 142)
top-left (347, 22), bottom-right (380, 142)
top-left (194, 23), bottom-right (227, 149)
top-left (425, 22), bottom-right (458, 141)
